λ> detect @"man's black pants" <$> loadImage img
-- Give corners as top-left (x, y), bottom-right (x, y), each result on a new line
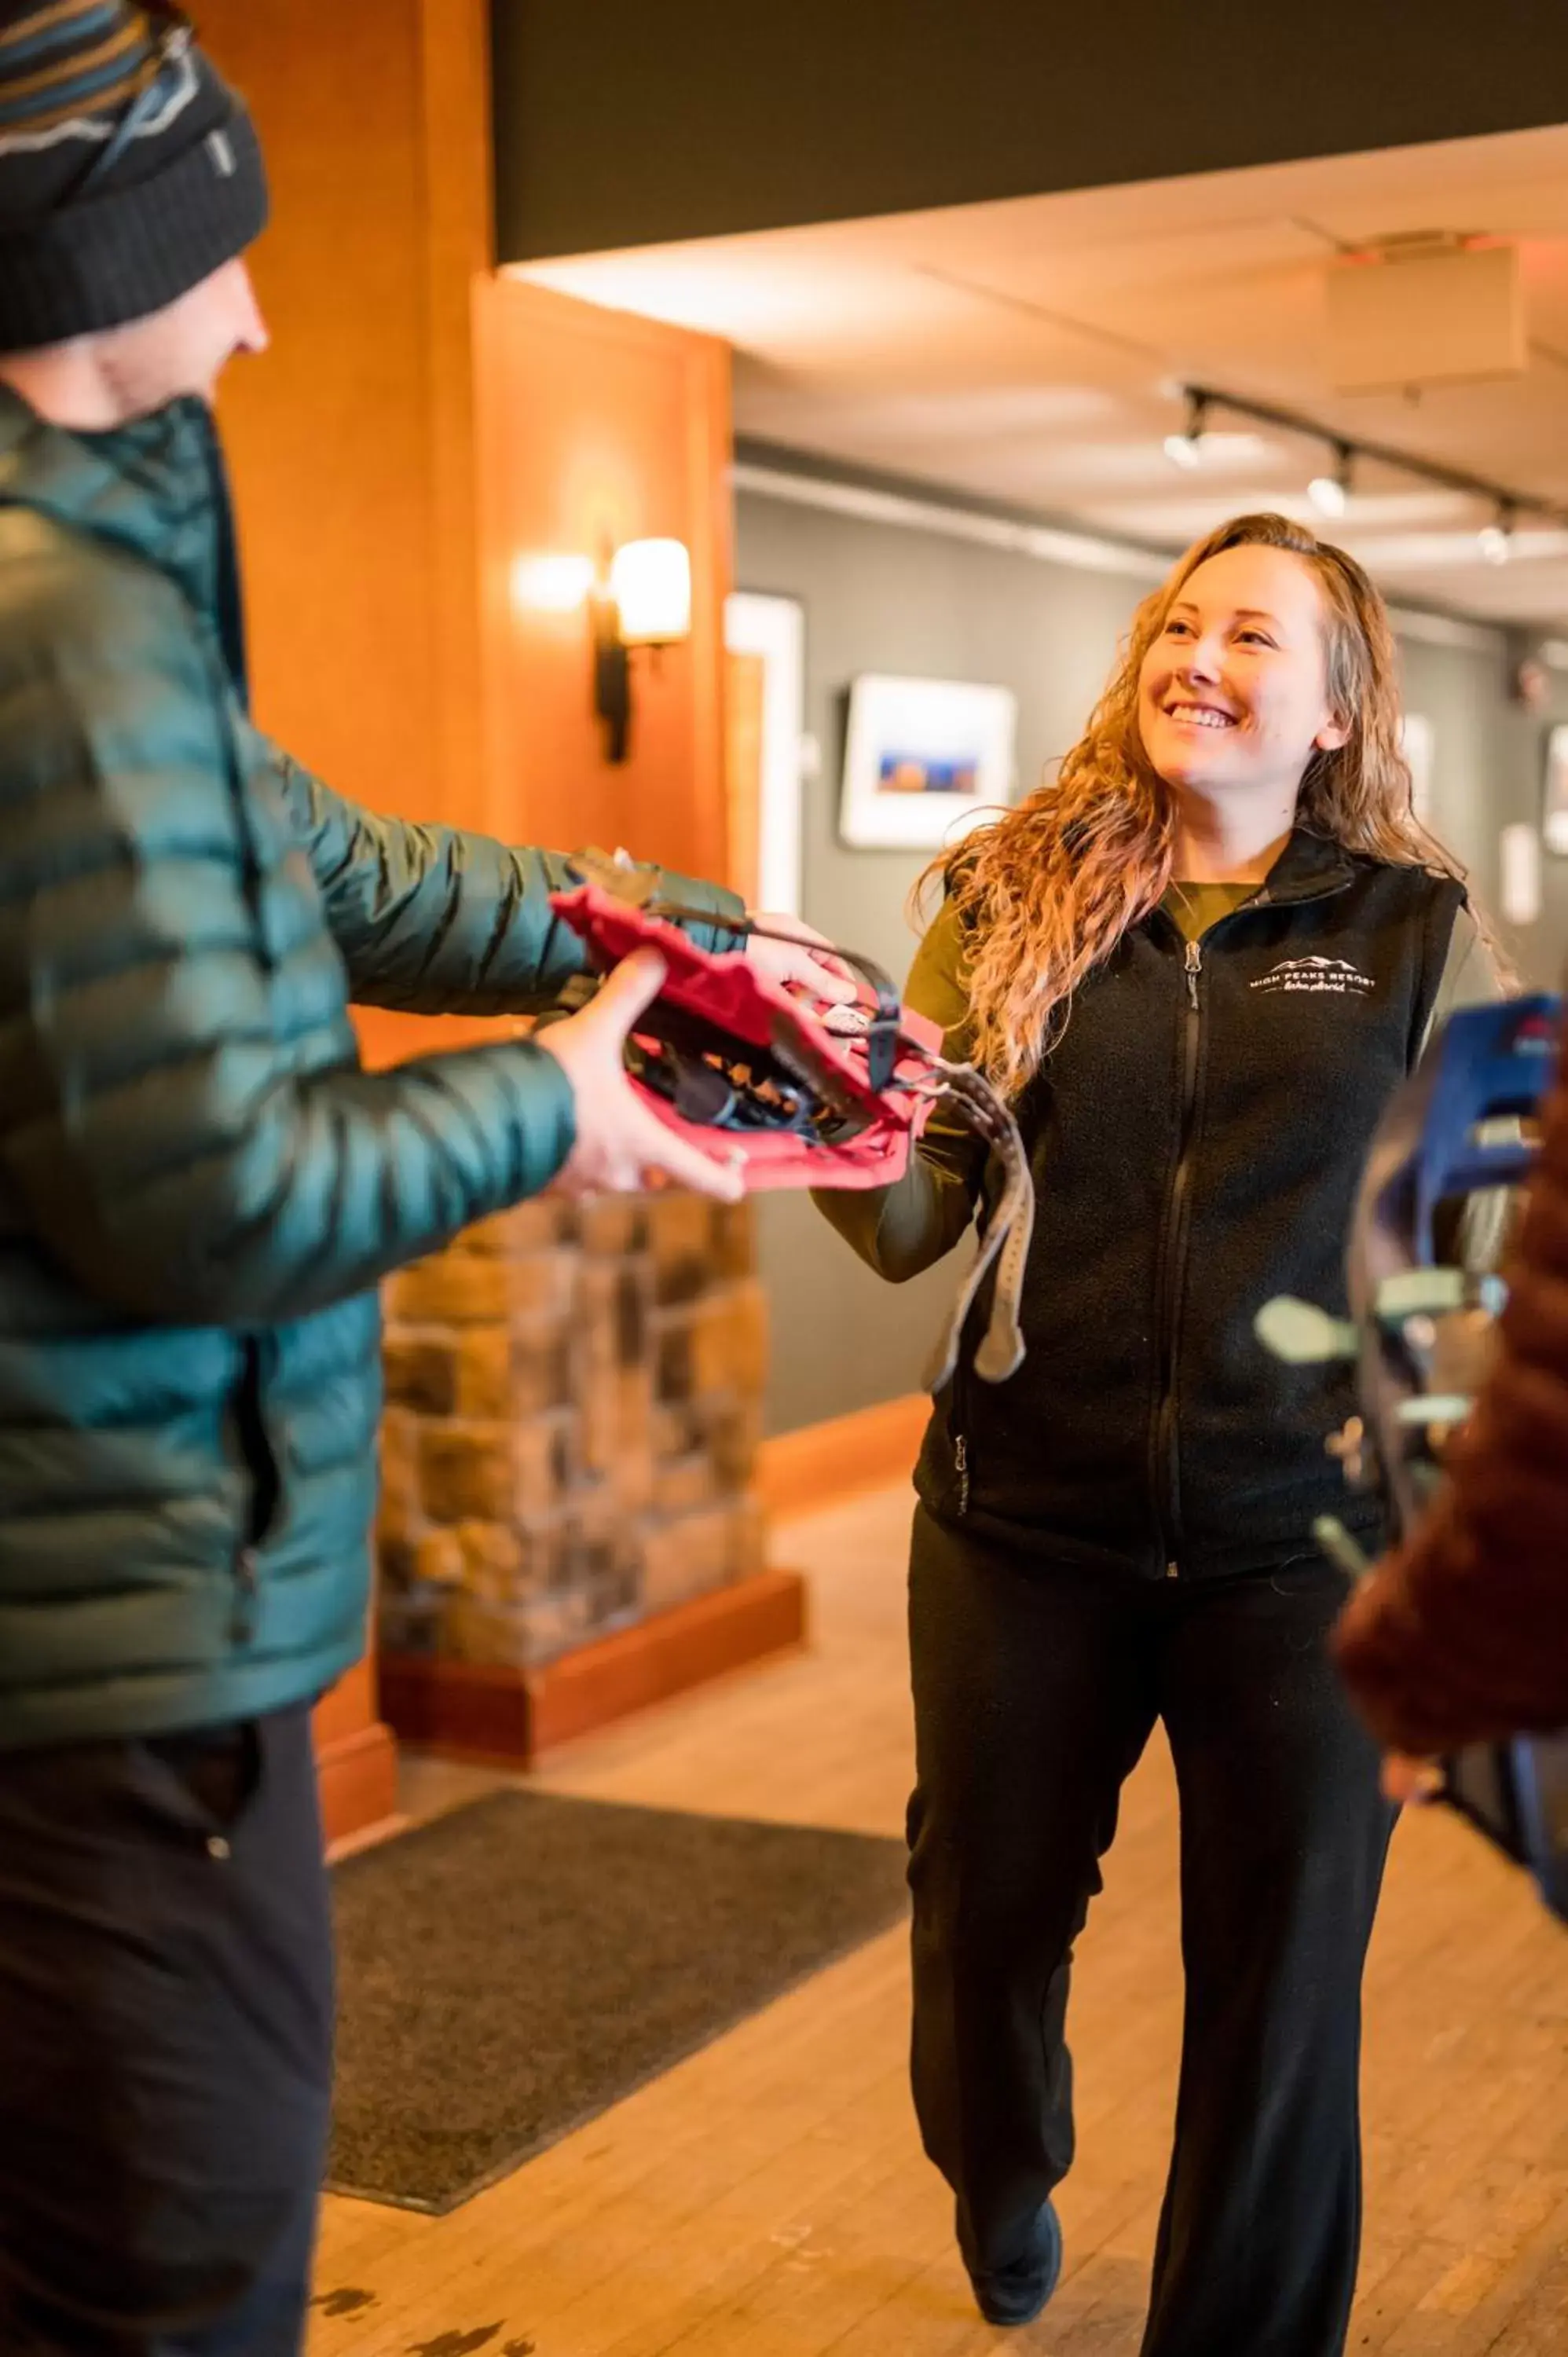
top-left (907, 1506), bottom-right (1394, 2357)
top-left (0, 1705), bottom-right (332, 2355)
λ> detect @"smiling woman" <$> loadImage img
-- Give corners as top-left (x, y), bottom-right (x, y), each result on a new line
top-left (1141, 558), bottom-right (1352, 805)
top-left (813, 510), bottom-right (1500, 2348)
top-left (937, 511), bottom-right (1472, 1095)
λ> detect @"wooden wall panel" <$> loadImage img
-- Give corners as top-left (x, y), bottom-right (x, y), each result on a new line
top-left (474, 273), bottom-right (734, 883)
top-left (724, 649), bottom-right (766, 910)
top-left (200, 0), bottom-right (447, 821)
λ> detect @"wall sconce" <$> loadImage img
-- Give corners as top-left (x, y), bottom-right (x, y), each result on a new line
top-left (512, 536), bottom-right (692, 764)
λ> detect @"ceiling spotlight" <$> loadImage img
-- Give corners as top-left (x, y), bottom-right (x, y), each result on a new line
top-left (1308, 445), bottom-right (1354, 519)
top-left (1164, 390), bottom-right (1209, 470)
top-left (1479, 504), bottom-right (1516, 565)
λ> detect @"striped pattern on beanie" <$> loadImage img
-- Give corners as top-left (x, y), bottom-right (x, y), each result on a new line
top-left (0, 3), bottom-right (167, 149)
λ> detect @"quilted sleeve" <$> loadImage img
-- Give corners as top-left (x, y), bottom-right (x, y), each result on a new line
top-left (265, 738), bottom-right (746, 1014)
top-left (0, 555), bottom-right (579, 1326)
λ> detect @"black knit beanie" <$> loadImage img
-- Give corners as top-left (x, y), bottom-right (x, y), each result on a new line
top-left (0, 3), bottom-right (267, 354)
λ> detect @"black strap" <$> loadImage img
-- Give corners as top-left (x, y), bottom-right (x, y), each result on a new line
top-left (920, 1062), bottom-right (1034, 1391)
top-left (644, 900), bottom-right (903, 1094)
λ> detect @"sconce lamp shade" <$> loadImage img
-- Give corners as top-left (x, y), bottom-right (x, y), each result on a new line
top-left (510, 537), bottom-right (694, 763)
top-left (610, 537), bottom-right (692, 646)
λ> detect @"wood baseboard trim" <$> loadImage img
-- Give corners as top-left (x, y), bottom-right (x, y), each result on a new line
top-left (326, 1809), bottom-right (410, 1866)
top-left (315, 1717), bottom-right (400, 1850)
top-left (380, 1566), bottom-right (808, 1767)
top-left (758, 1394), bottom-right (927, 1524)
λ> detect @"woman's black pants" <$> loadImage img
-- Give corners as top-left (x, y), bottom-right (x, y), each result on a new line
top-left (907, 1505), bottom-right (1394, 2357)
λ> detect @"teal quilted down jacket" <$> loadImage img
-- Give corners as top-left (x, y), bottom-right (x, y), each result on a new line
top-left (0, 385), bottom-right (742, 1750)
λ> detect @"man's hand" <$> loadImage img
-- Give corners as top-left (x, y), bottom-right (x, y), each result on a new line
top-left (537, 949), bottom-right (742, 1200)
top-left (746, 913), bottom-right (857, 1005)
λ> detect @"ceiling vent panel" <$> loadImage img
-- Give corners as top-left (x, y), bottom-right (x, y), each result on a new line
top-left (1324, 239), bottom-right (1526, 393)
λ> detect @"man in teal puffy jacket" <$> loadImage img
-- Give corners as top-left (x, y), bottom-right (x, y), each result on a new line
top-left (0, 9), bottom-right (840, 2349)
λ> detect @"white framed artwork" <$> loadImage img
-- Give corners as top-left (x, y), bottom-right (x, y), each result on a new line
top-left (724, 592), bottom-right (806, 917)
top-left (1399, 712), bottom-right (1435, 829)
top-left (1543, 724), bottom-right (1568, 857)
top-left (839, 673), bottom-right (1017, 851)
top-left (1500, 821), bottom-right (1543, 927)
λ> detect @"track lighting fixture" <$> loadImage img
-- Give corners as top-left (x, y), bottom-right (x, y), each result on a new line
top-left (1163, 390), bottom-right (1209, 470)
top-left (1169, 383), bottom-right (1562, 559)
top-left (1307, 445), bottom-right (1353, 519)
top-left (1478, 505), bottom-right (1516, 566)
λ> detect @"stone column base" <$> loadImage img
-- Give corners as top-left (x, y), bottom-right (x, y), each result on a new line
top-left (379, 1565), bottom-right (807, 1767)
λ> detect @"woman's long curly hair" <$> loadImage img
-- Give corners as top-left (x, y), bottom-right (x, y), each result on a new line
top-left (925, 511), bottom-right (1477, 1096)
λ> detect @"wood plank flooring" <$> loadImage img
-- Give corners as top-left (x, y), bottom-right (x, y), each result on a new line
top-left (309, 1486), bottom-right (1568, 2355)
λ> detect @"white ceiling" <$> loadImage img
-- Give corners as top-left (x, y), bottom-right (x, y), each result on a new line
top-left (515, 125), bottom-right (1568, 628)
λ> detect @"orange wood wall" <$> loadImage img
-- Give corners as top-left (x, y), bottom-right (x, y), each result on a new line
top-left (194, 2), bottom-right (736, 1835)
top-left (200, 1), bottom-right (479, 823)
top-left (203, 4), bottom-right (734, 1049)
top-left (474, 273), bottom-right (733, 882)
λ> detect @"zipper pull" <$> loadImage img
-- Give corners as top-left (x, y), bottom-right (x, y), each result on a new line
top-left (954, 1433), bottom-right (970, 1516)
top-left (1185, 938), bottom-right (1202, 1009)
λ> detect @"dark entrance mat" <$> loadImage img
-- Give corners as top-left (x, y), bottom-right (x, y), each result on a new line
top-left (328, 1787), bottom-right (909, 2212)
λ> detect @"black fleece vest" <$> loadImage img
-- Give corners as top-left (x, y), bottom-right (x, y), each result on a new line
top-left (916, 832), bottom-right (1466, 1579)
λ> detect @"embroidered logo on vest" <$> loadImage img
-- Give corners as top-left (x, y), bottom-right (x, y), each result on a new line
top-left (1251, 955), bottom-right (1376, 997)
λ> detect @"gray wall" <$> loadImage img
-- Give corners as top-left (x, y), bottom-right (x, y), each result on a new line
top-left (738, 485), bottom-right (1568, 1435)
top-left (492, 1), bottom-right (1568, 262)
top-left (1399, 635), bottom-right (1568, 981)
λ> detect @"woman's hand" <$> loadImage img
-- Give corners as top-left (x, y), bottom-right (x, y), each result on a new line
top-left (745, 914), bottom-right (857, 1005)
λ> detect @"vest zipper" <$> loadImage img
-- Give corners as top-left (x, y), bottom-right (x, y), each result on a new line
top-left (1142, 867), bottom-right (1373, 1574)
top-left (1152, 938), bottom-right (1204, 1572)
top-left (954, 1431), bottom-right (970, 1517)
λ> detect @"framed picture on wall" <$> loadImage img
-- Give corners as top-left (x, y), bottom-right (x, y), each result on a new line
top-left (1543, 724), bottom-right (1568, 856)
top-left (1400, 712), bottom-right (1435, 828)
top-left (839, 673), bottom-right (1017, 850)
top-left (1500, 821), bottom-right (1544, 926)
top-left (724, 592), bottom-right (806, 915)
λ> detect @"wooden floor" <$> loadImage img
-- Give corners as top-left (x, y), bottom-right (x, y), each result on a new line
top-left (310, 1486), bottom-right (1568, 2355)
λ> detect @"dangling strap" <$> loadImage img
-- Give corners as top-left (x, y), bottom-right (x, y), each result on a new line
top-left (921, 1063), bottom-right (1035, 1392)
top-left (643, 899), bottom-right (904, 1094)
